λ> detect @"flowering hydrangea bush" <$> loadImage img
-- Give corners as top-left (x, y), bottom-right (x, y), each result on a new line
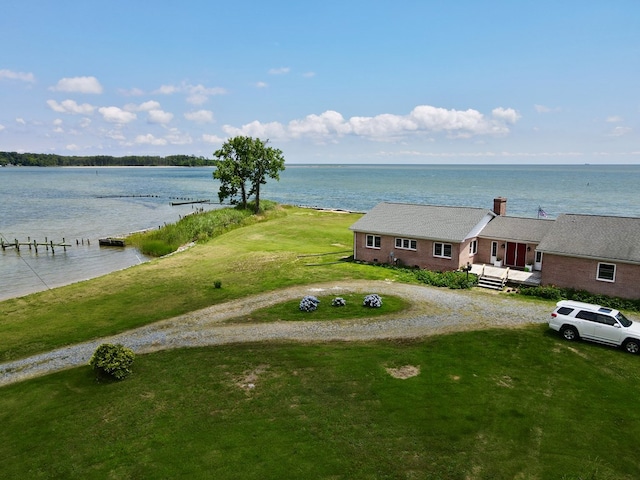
top-left (299, 295), bottom-right (320, 312)
top-left (363, 294), bottom-right (383, 308)
top-left (332, 297), bottom-right (346, 307)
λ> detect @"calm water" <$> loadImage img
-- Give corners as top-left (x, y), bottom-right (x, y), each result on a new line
top-left (2, 164), bottom-right (639, 300)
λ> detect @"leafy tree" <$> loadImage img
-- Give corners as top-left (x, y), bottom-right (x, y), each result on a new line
top-left (212, 136), bottom-right (285, 213)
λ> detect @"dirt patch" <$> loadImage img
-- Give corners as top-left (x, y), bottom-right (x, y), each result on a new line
top-left (385, 365), bottom-right (420, 379)
top-left (235, 364), bottom-right (269, 391)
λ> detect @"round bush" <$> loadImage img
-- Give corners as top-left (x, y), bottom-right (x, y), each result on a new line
top-left (332, 297), bottom-right (346, 307)
top-left (299, 295), bottom-right (320, 312)
top-left (89, 343), bottom-right (136, 380)
top-left (363, 294), bottom-right (383, 308)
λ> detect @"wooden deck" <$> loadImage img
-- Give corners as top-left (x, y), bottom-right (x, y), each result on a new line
top-left (471, 264), bottom-right (541, 287)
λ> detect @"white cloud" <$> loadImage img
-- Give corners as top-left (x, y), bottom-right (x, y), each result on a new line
top-left (124, 100), bottom-right (161, 112)
top-left (186, 84), bottom-right (227, 105)
top-left (534, 104), bottom-right (561, 114)
top-left (184, 110), bottom-right (214, 123)
top-left (606, 115), bottom-right (623, 123)
top-left (0, 124), bottom-right (5, 131)
top-left (135, 133), bottom-right (167, 145)
top-left (255, 81), bottom-right (268, 88)
top-left (65, 144), bottom-right (80, 151)
top-left (223, 104), bottom-right (521, 142)
top-left (118, 87), bottom-right (145, 96)
top-left (165, 128), bottom-right (192, 145)
top-left (608, 126), bottom-right (632, 137)
top-left (492, 107), bottom-right (521, 124)
top-left (155, 84), bottom-right (179, 95)
top-left (98, 106), bottom-right (137, 123)
top-left (50, 76), bottom-right (103, 94)
top-left (147, 109), bottom-right (174, 124)
top-left (154, 82), bottom-right (227, 105)
top-left (302, 72), bottom-right (316, 78)
top-left (79, 118), bottom-right (92, 128)
top-left (268, 67), bottom-right (290, 75)
top-left (202, 133), bottom-right (225, 144)
top-left (0, 69), bottom-right (35, 83)
top-left (47, 99), bottom-right (95, 115)
top-left (16, 118), bottom-right (26, 125)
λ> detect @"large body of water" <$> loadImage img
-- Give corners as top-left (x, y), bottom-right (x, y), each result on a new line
top-left (2, 164), bottom-right (639, 300)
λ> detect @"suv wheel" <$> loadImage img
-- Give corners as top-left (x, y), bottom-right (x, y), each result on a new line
top-left (561, 326), bottom-right (579, 341)
top-left (623, 339), bottom-right (640, 354)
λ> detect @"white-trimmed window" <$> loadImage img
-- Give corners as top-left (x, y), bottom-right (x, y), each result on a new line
top-left (469, 240), bottom-right (478, 256)
top-left (395, 237), bottom-right (417, 250)
top-left (597, 262), bottom-right (616, 282)
top-left (365, 234), bottom-right (381, 249)
top-left (433, 242), bottom-right (452, 259)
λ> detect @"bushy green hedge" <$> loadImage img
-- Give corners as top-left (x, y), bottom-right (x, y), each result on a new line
top-left (375, 265), bottom-right (477, 289)
top-left (519, 285), bottom-right (640, 312)
top-left (89, 343), bottom-right (136, 381)
top-left (414, 270), bottom-right (477, 289)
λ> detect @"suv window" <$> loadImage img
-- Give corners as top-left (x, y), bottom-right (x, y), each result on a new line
top-left (576, 310), bottom-right (597, 322)
top-left (596, 314), bottom-right (617, 326)
top-left (557, 307), bottom-right (574, 315)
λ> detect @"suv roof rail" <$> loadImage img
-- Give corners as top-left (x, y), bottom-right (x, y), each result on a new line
top-left (556, 300), bottom-right (619, 314)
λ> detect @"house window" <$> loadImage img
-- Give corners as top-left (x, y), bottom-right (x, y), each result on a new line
top-left (491, 241), bottom-right (498, 257)
top-left (366, 235), bottom-right (381, 249)
top-left (535, 251), bottom-right (543, 263)
top-left (433, 242), bottom-right (452, 259)
top-left (597, 263), bottom-right (616, 282)
top-left (469, 240), bottom-right (478, 255)
top-left (395, 237), bottom-right (417, 250)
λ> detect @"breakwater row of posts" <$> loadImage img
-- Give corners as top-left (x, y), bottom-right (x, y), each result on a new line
top-left (1, 237), bottom-right (89, 254)
top-left (95, 194), bottom-right (211, 206)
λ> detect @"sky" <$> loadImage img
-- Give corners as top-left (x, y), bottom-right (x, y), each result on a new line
top-left (1, 1), bottom-right (639, 164)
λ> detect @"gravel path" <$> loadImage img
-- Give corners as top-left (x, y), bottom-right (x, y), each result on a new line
top-left (0, 281), bottom-right (551, 387)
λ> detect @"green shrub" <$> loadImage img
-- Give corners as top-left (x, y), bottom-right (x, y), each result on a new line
top-left (519, 286), bottom-right (640, 312)
top-left (414, 269), bottom-right (477, 289)
top-left (214, 280), bottom-right (222, 289)
top-left (89, 343), bottom-right (136, 381)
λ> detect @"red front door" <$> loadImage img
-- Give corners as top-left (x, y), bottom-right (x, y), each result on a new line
top-left (505, 242), bottom-right (527, 268)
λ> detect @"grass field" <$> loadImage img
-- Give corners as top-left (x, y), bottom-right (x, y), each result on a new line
top-left (1, 205), bottom-right (640, 479)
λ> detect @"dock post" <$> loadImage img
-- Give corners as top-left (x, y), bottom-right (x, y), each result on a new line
top-left (63, 238), bottom-right (66, 252)
top-left (50, 240), bottom-right (54, 254)
top-left (15, 239), bottom-right (19, 251)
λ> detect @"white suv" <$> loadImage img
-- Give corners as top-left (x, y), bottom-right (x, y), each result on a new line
top-left (549, 300), bottom-right (640, 354)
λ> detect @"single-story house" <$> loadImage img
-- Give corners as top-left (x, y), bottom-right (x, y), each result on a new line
top-left (536, 214), bottom-right (640, 300)
top-left (348, 201), bottom-right (495, 270)
top-left (349, 198), bottom-right (640, 299)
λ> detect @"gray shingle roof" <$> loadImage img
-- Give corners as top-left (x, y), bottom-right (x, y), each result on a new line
top-left (536, 214), bottom-right (640, 263)
top-left (349, 202), bottom-right (494, 243)
top-left (480, 216), bottom-right (554, 243)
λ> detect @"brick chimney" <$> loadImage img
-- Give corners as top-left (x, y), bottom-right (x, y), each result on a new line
top-left (493, 197), bottom-right (507, 216)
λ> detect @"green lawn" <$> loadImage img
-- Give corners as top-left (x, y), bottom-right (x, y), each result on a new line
top-left (2, 327), bottom-right (639, 479)
top-left (2, 205), bottom-right (639, 479)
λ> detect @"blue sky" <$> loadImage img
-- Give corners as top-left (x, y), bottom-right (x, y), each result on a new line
top-left (1, 1), bottom-right (638, 164)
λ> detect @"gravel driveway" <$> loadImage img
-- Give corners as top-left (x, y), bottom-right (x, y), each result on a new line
top-left (0, 280), bottom-right (551, 387)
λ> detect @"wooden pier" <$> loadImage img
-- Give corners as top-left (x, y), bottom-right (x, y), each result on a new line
top-left (170, 199), bottom-right (211, 206)
top-left (1, 237), bottom-right (73, 254)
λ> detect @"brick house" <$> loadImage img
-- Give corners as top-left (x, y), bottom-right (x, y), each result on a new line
top-left (349, 202), bottom-right (495, 270)
top-left (350, 198), bottom-right (640, 299)
top-left (536, 214), bottom-right (640, 300)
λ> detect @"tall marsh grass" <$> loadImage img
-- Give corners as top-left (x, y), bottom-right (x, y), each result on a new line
top-left (129, 201), bottom-right (278, 256)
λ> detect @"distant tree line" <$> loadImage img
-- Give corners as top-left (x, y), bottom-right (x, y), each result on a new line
top-left (0, 152), bottom-right (213, 167)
